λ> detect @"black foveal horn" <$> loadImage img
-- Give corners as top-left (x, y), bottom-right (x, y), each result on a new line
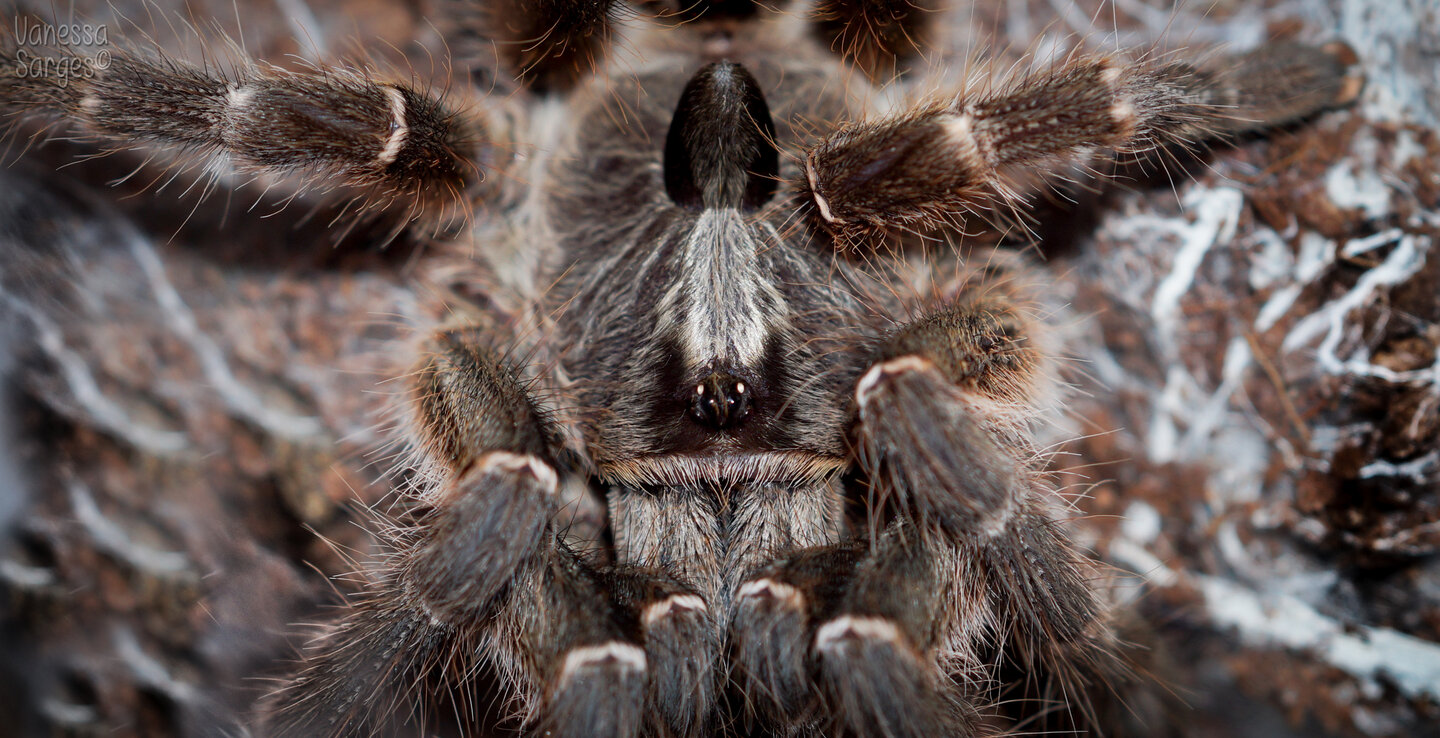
top-left (663, 61), bottom-right (779, 212)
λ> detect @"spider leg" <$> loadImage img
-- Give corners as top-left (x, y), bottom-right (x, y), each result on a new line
top-left (262, 330), bottom-right (654, 736)
top-left (603, 566), bottom-right (717, 738)
top-left (516, 549), bottom-right (650, 738)
top-left (1, 41), bottom-right (492, 224)
top-left (812, 524), bottom-right (984, 737)
top-left (734, 291), bottom-right (1117, 736)
top-left (259, 451), bottom-right (566, 736)
top-left (731, 527), bottom-right (985, 737)
top-left (732, 543), bottom-right (862, 730)
top-left (726, 289), bottom-right (1068, 736)
top-left (436, 0), bottom-right (626, 90)
top-left (798, 42), bottom-right (1363, 240)
top-left (810, 0), bottom-right (945, 80)
top-left (850, 297), bottom-right (1122, 721)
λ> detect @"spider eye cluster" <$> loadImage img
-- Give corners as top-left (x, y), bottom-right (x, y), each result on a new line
top-left (663, 61), bottom-right (779, 212)
top-left (690, 371), bottom-right (752, 429)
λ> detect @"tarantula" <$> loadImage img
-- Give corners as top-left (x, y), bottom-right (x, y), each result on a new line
top-left (0, 0), bottom-right (1363, 735)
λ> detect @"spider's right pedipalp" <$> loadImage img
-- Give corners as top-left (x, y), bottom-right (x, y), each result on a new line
top-left (799, 41), bottom-right (1363, 240)
top-left (728, 294), bottom-right (1072, 738)
top-left (861, 295), bottom-right (1116, 645)
top-left (865, 296), bottom-right (1133, 704)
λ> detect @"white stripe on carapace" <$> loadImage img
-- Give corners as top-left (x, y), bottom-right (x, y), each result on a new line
top-left (654, 208), bottom-right (783, 369)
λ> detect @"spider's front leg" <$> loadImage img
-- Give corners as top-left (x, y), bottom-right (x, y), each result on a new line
top-left (262, 327), bottom-right (653, 737)
top-left (1, 36), bottom-right (495, 227)
top-left (800, 41), bottom-right (1363, 240)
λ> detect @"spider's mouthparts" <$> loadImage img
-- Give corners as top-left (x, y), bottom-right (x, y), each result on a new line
top-left (691, 371), bottom-right (752, 429)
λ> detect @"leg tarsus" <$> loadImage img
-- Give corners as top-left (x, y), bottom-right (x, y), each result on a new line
top-left (260, 601), bottom-right (459, 737)
top-left (1212, 41), bottom-right (1365, 132)
top-left (605, 567), bottom-right (719, 738)
top-left (407, 451), bottom-right (559, 620)
top-left (732, 543), bottom-right (864, 727)
top-left (815, 525), bottom-right (982, 738)
top-left (815, 618), bottom-right (973, 738)
top-left (544, 639), bottom-right (648, 738)
top-left (529, 551), bottom-right (650, 738)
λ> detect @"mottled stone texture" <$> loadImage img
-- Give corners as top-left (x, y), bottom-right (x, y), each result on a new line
top-left (1047, 1), bottom-right (1440, 735)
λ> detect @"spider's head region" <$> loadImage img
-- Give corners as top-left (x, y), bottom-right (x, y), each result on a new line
top-left (547, 54), bottom-right (868, 486)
